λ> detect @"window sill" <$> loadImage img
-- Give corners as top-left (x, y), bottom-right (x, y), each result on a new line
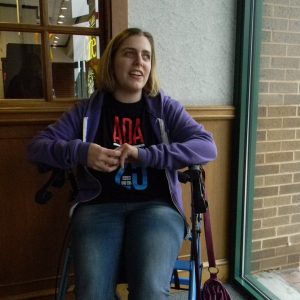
top-left (0, 99), bottom-right (76, 124)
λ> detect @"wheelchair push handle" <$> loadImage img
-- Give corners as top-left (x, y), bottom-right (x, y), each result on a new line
top-left (178, 165), bottom-right (208, 214)
top-left (35, 164), bottom-right (80, 205)
top-left (35, 168), bottom-right (66, 204)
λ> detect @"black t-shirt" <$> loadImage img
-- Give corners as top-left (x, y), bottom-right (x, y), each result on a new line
top-left (89, 93), bottom-right (171, 203)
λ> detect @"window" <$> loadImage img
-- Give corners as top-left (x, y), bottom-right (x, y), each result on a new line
top-left (234, 1), bottom-right (300, 299)
top-left (0, 0), bottom-right (110, 101)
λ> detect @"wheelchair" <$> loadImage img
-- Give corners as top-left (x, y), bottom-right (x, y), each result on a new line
top-left (36, 165), bottom-right (207, 300)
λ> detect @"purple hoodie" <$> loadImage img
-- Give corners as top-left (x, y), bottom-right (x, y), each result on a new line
top-left (28, 90), bottom-right (217, 220)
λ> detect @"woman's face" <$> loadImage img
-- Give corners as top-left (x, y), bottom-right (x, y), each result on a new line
top-left (113, 35), bottom-right (152, 102)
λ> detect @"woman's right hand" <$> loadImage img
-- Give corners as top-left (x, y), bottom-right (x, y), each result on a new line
top-left (87, 143), bottom-right (121, 172)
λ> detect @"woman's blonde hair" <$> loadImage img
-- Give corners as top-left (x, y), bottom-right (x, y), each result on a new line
top-left (97, 28), bottom-right (160, 97)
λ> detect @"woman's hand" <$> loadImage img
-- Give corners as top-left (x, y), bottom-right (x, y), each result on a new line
top-left (87, 143), bottom-right (121, 172)
top-left (118, 143), bottom-right (139, 168)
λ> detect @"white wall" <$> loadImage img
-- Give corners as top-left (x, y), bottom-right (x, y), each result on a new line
top-left (128, 0), bottom-right (236, 105)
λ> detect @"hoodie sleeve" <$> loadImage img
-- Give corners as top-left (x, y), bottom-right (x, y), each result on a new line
top-left (138, 96), bottom-right (217, 170)
top-left (27, 101), bottom-right (90, 170)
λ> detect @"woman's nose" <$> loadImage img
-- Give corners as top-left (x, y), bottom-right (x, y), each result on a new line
top-left (134, 54), bottom-right (143, 66)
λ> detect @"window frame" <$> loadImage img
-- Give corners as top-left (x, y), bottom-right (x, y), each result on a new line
top-left (0, 0), bottom-right (111, 103)
top-left (233, 1), bottom-right (281, 299)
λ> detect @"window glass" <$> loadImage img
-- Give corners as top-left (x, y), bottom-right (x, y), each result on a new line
top-left (50, 34), bottom-right (100, 99)
top-left (250, 0), bottom-right (300, 297)
top-left (48, 0), bottom-right (99, 27)
top-left (0, 0), bottom-right (109, 101)
top-left (0, 1), bottom-right (40, 24)
top-left (0, 32), bottom-right (43, 99)
top-left (235, 1), bottom-right (300, 299)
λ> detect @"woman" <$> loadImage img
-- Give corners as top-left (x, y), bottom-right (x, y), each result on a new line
top-left (28, 28), bottom-right (217, 300)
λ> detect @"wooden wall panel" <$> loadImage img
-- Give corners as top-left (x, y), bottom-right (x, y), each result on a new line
top-left (180, 107), bottom-right (235, 283)
top-left (0, 123), bottom-right (73, 299)
top-left (0, 105), bottom-right (235, 299)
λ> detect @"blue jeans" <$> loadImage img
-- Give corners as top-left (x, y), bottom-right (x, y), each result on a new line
top-left (71, 201), bottom-right (185, 300)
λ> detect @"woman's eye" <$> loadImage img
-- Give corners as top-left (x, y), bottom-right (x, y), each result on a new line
top-left (124, 51), bottom-right (135, 57)
top-left (143, 54), bottom-right (151, 61)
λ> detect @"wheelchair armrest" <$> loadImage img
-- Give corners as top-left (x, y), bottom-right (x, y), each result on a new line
top-left (178, 165), bottom-right (204, 183)
top-left (178, 165), bottom-right (208, 214)
top-left (35, 167), bottom-right (66, 204)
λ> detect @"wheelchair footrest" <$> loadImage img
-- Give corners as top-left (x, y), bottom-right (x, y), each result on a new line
top-left (174, 259), bottom-right (194, 271)
top-left (172, 259), bottom-right (195, 287)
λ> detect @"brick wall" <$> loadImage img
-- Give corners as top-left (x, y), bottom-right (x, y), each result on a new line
top-left (252, 0), bottom-right (300, 272)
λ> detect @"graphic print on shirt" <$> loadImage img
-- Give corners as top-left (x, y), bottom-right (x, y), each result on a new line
top-left (113, 116), bottom-right (148, 190)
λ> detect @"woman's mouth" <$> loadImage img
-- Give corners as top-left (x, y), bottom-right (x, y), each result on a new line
top-left (129, 70), bottom-right (143, 77)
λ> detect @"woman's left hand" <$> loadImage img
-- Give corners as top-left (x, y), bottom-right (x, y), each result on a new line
top-left (118, 143), bottom-right (139, 168)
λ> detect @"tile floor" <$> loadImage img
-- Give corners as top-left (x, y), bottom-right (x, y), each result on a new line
top-left (279, 268), bottom-right (300, 293)
top-left (254, 268), bottom-right (300, 300)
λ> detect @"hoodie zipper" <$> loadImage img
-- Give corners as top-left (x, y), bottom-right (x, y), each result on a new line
top-left (157, 118), bottom-right (189, 230)
top-left (80, 115), bottom-right (102, 203)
